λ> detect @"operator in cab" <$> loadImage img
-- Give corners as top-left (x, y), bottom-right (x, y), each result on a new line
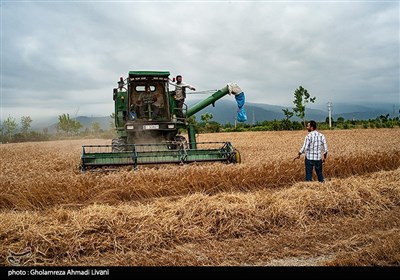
top-left (135, 85), bottom-right (163, 120)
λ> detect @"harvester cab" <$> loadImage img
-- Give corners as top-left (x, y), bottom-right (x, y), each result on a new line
top-left (81, 70), bottom-right (243, 171)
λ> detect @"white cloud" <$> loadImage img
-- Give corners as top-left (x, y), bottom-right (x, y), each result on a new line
top-left (1, 1), bottom-right (399, 122)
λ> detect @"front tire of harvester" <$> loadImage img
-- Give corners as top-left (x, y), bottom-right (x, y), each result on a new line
top-left (112, 137), bottom-right (126, 152)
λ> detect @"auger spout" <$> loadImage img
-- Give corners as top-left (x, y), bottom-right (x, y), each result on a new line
top-left (185, 85), bottom-right (230, 118)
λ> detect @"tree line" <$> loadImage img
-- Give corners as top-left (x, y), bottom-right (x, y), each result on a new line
top-left (0, 113), bottom-right (115, 143)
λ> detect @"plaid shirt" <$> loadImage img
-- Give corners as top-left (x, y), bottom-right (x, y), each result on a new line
top-left (299, 130), bottom-right (328, 160)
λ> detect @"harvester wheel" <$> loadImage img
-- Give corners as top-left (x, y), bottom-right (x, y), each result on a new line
top-left (112, 137), bottom-right (127, 152)
top-left (229, 149), bottom-right (241, 164)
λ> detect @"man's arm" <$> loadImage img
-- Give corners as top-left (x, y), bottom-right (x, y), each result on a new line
top-left (175, 81), bottom-right (196, 91)
top-left (294, 135), bottom-right (310, 159)
top-left (299, 136), bottom-right (309, 154)
top-left (294, 136), bottom-right (309, 160)
top-left (322, 135), bottom-right (328, 163)
top-left (322, 152), bottom-right (328, 163)
top-left (136, 93), bottom-right (143, 105)
top-left (188, 84), bottom-right (196, 91)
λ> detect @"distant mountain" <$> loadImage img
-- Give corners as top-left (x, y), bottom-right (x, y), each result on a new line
top-left (329, 103), bottom-right (398, 121)
top-left (32, 100), bottom-right (398, 133)
top-left (247, 101), bottom-right (329, 121)
top-left (75, 116), bottom-right (112, 130)
top-left (187, 99), bottom-right (285, 124)
top-left (325, 102), bottom-right (396, 115)
top-left (44, 116), bottom-right (112, 134)
top-left (187, 100), bottom-right (328, 124)
top-left (188, 100), bottom-right (397, 124)
top-left (332, 111), bottom-right (391, 121)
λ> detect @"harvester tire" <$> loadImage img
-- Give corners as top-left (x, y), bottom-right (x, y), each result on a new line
top-left (229, 149), bottom-right (241, 164)
top-left (112, 137), bottom-right (126, 152)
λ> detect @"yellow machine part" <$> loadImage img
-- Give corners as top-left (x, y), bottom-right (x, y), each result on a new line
top-left (234, 149), bottom-right (241, 164)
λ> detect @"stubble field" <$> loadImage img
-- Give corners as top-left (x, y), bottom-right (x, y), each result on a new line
top-left (0, 129), bottom-right (399, 266)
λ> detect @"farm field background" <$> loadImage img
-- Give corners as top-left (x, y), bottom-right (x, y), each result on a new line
top-left (1, 129), bottom-right (399, 266)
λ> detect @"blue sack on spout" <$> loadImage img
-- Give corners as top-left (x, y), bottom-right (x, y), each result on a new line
top-left (227, 83), bottom-right (247, 123)
top-left (235, 92), bottom-right (247, 122)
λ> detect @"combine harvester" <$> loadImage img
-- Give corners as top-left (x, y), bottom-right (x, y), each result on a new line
top-left (80, 70), bottom-right (246, 172)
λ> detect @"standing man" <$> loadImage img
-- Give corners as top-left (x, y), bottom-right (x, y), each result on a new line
top-left (295, 120), bottom-right (328, 182)
top-left (170, 75), bottom-right (196, 118)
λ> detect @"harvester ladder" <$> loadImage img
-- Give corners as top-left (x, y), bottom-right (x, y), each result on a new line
top-left (130, 145), bottom-right (139, 170)
top-left (178, 142), bottom-right (188, 164)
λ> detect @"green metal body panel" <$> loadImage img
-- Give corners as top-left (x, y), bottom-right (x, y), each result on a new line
top-left (187, 124), bottom-right (197, 149)
top-left (129, 71), bottom-right (170, 77)
top-left (114, 90), bottom-right (128, 137)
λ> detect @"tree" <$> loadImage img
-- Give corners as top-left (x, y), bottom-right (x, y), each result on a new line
top-left (186, 115), bottom-right (199, 133)
top-left (57, 113), bottom-right (82, 136)
top-left (282, 108), bottom-right (294, 130)
top-left (200, 113), bottom-right (214, 133)
top-left (200, 113), bottom-right (213, 125)
top-left (292, 86), bottom-right (316, 127)
top-left (91, 121), bottom-right (101, 135)
top-left (378, 114), bottom-right (390, 123)
top-left (71, 120), bottom-right (83, 135)
top-left (20, 116), bottom-right (33, 136)
top-left (109, 113), bottom-right (116, 131)
top-left (3, 115), bottom-right (18, 141)
top-left (187, 115), bottom-right (197, 126)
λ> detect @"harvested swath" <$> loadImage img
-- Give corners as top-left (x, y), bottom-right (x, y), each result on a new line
top-left (0, 168), bottom-right (398, 266)
top-left (322, 229), bottom-right (400, 266)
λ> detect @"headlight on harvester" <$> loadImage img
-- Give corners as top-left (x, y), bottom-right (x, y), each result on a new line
top-left (127, 125), bottom-right (134, 130)
top-left (168, 124), bottom-right (175, 129)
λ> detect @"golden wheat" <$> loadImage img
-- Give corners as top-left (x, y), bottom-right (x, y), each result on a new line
top-left (0, 129), bottom-right (399, 266)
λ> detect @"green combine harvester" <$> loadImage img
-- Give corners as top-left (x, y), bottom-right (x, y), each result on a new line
top-left (80, 70), bottom-right (243, 171)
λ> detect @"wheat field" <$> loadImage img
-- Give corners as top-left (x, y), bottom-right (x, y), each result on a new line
top-left (0, 129), bottom-right (399, 266)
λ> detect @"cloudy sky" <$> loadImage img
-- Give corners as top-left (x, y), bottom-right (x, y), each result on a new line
top-left (1, 0), bottom-right (399, 122)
